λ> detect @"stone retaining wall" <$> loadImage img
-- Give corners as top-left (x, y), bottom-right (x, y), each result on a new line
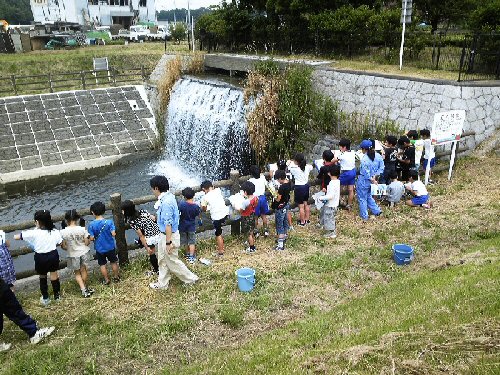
top-left (313, 68), bottom-right (500, 148)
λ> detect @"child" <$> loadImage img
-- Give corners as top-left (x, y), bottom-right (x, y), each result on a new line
top-left (408, 130), bottom-right (424, 173)
top-left (0, 232), bottom-right (16, 290)
top-left (238, 181), bottom-right (259, 253)
top-left (200, 180), bottom-right (230, 257)
top-left (318, 164), bottom-right (341, 238)
top-left (272, 160), bottom-right (294, 230)
top-left (385, 171), bottom-right (405, 207)
top-left (420, 129), bottom-right (436, 183)
top-left (88, 201), bottom-right (120, 285)
top-left (272, 170), bottom-right (291, 251)
top-left (1, 277), bottom-right (55, 351)
top-left (60, 210), bottom-right (94, 298)
top-left (13, 210), bottom-right (62, 306)
top-left (381, 135), bottom-right (398, 185)
top-left (288, 153), bottom-right (313, 226)
top-left (248, 165), bottom-right (270, 237)
top-left (396, 136), bottom-right (415, 182)
top-left (178, 187), bottom-right (201, 264)
top-left (332, 138), bottom-right (356, 210)
top-left (317, 150), bottom-right (335, 191)
top-left (405, 170), bottom-right (431, 208)
top-left (149, 176), bottom-right (198, 290)
top-left (121, 200), bottom-right (160, 275)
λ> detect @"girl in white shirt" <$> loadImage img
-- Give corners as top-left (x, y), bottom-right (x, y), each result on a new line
top-left (248, 165), bottom-right (270, 237)
top-left (14, 210), bottom-right (62, 306)
top-left (288, 153), bottom-right (313, 226)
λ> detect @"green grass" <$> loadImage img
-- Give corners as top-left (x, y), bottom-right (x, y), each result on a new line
top-left (0, 156), bottom-right (499, 374)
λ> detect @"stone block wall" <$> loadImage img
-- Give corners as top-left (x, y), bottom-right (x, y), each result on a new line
top-left (313, 68), bottom-right (500, 148)
top-left (0, 85), bottom-right (157, 184)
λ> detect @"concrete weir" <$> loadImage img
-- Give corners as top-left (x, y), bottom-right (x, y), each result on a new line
top-left (0, 85), bottom-right (157, 185)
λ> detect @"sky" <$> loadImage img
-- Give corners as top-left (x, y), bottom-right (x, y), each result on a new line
top-left (156, 0), bottom-right (222, 11)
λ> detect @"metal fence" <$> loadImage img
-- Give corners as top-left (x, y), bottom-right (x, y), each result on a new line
top-left (0, 66), bottom-right (151, 97)
top-left (459, 33), bottom-right (500, 82)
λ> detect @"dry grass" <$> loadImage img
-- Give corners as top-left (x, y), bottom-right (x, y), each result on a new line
top-left (156, 56), bottom-right (183, 118)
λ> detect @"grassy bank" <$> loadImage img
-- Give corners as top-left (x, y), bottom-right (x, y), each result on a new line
top-left (0, 154), bottom-right (498, 374)
top-left (0, 42), bottom-right (189, 77)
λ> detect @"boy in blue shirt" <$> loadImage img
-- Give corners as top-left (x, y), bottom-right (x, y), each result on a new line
top-left (88, 201), bottom-right (120, 285)
top-left (149, 176), bottom-right (198, 290)
top-left (178, 187), bottom-right (201, 265)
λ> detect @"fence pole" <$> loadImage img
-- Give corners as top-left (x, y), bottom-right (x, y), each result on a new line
top-left (110, 193), bottom-right (129, 266)
top-left (141, 65), bottom-right (146, 81)
top-left (229, 169), bottom-right (241, 236)
top-left (48, 73), bottom-right (54, 93)
top-left (10, 75), bottom-right (18, 96)
top-left (80, 71), bottom-right (86, 90)
top-left (111, 68), bottom-right (117, 86)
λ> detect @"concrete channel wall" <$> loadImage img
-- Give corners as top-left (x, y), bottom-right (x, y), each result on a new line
top-left (0, 85), bottom-right (157, 185)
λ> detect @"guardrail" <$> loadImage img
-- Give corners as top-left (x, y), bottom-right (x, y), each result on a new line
top-left (2, 131), bottom-right (475, 279)
top-left (0, 66), bottom-right (151, 97)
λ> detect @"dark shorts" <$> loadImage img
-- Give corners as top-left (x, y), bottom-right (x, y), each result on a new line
top-left (339, 169), bottom-right (356, 186)
top-left (412, 195), bottom-right (429, 205)
top-left (254, 195), bottom-right (270, 216)
top-left (423, 158), bottom-right (436, 169)
top-left (294, 184), bottom-right (310, 204)
top-left (240, 215), bottom-right (255, 234)
top-left (213, 216), bottom-right (226, 237)
top-left (180, 231), bottom-right (196, 246)
top-left (34, 250), bottom-right (60, 275)
top-left (96, 249), bottom-right (118, 266)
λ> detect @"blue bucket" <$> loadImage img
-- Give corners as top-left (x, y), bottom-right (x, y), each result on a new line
top-left (235, 267), bottom-right (255, 292)
top-left (392, 244), bottom-right (414, 265)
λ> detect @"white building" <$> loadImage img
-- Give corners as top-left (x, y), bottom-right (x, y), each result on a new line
top-left (30, 0), bottom-right (156, 28)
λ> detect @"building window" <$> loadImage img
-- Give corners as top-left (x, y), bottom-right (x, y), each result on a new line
top-left (139, 0), bottom-right (147, 7)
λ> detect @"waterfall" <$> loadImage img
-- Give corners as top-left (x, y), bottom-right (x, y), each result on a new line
top-left (158, 77), bottom-right (252, 181)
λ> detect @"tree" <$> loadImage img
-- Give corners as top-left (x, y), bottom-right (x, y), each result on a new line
top-left (169, 23), bottom-right (187, 44)
top-left (0, 0), bottom-right (33, 24)
top-left (413, 0), bottom-right (478, 32)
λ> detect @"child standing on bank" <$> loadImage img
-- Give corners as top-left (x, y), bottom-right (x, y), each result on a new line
top-left (381, 135), bottom-right (398, 185)
top-left (249, 165), bottom-right (270, 237)
top-left (332, 139), bottom-right (356, 210)
top-left (272, 170), bottom-right (291, 251)
top-left (318, 165), bottom-right (341, 238)
top-left (178, 187), bottom-right (201, 264)
top-left (88, 201), bottom-right (120, 285)
top-left (200, 180), bottom-right (230, 257)
top-left (408, 130), bottom-right (424, 173)
top-left (121, 200), bottom-right (160, 275)
top-left (60, 210), bottom-right (94, 298)
top-left (0, 232), bottom-right (16, 290)
top-left (13, 210), bottom-right (62, 305)
top-left (420, 129), bottom-right (436, 183)
top-left (288, 153), bottom-right (313, 226)
top-left (405, 170), bottom-right (431, 208)
top-left (239, 181), bottom-right (259, 253)
top-left (317, 150), bottom-right (335, 191)
top-left (397, 136), bottom-right (415, 182)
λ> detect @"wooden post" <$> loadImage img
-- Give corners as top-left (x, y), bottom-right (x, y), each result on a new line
top-left (80, 71), bottom-right (86, 90)
top-left (10, 75), bottom-right (17, 96)
top-left (110, 193), bottom-right (129, 266)
top-left (48, 73), bottom-right (54, 93)
top-left (141, 65), bottom-right (146, 81)
top-left (111, 68), bottom-right (117, 86)
top-left (229, 169), bottom-right (241, 236)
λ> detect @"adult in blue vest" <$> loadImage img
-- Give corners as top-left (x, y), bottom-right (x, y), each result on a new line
top-left (357, 139), bottom-right (385, 221)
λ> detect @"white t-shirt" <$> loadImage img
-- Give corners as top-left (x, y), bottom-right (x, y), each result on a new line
top-left (201, 188), bottom-right (229, 221)
top-left (414, 139), bottom-right (424, 164)
top-left (21, 228), bottom-right (62, 254)
top-left (423, 139), bottom-right (435, 160)
top-left (337, 151), bottom-right (356, 171)
top-left (411, 180), bottom-right (428, 196)
top-left (249, 175), bottom-right (267, 196)
top-left (60, 226), bottom-right (91, 258)
top-left (288, 164), bottom-right (313, 186)
top-left (320, 179), bottom-right (340, 208)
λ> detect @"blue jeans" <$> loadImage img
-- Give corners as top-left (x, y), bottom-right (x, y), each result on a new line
top-left (356, 179), bottom-right (381, 220)
top-left (275, 204), bottom-right (290, 235)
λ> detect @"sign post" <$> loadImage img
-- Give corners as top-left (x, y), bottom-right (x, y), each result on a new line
top-left (399, 0), bottom-right (413, 70)
top-left (427, 110), bottom-right (466, 184)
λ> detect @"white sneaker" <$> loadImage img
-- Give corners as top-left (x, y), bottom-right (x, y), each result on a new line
top-left (324, 233), bottom-right (337, 239)
top-left (149, 282), bottom-right (168, 290)
top-left (30, 327), bottom-right (55, 344)
top-left (39, 296), bottom-right (50, 306)
top-left (0, 342), bottom-right (12, 352)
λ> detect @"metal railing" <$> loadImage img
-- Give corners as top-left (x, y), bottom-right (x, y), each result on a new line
top-left (0, 66), bottom-right (151, 97)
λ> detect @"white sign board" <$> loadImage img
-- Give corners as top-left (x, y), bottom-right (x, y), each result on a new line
top-left (431, 110), bottom-right (466, 145)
